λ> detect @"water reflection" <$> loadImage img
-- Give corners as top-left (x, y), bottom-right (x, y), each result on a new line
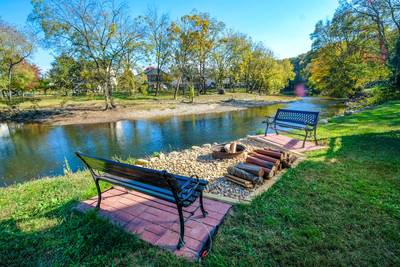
top-left (0, 97), bottom-right (344, 186)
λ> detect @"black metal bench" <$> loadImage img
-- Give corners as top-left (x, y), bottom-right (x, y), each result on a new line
top-left (263, 109), bottom-right (320, 147)
top-left (76, 152), bottom-right (208, 249)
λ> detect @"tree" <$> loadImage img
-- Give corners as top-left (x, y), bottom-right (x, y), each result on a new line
top-left (30, 0), bottom-right (142, 109)
top-left (288, 50), bottom-right (315, 91)
top-left (210, 31), bottom-right (238, 90)
top-left (11, 61), bottom-right (41, 96)
top-left (48, 54), bottom-right (82, 96)
top-left (118, 64), bottom-right (136, 95)
top-left (141, 8), bottom-right (171, 96)
top-left (308, 6), bottom-right (390, 97)
top-left (390, 37), bottom-right (400, 94)
top-left (227, 33), bottom-right (253, 91)
top-left (0, 19), bottom-right (34, 100)
top-left (169, 17), bottom-right (197, 99)
top-left (182, 12), bottom-right (224, 94)
top-left (348, 0), bottom-right (391, 62)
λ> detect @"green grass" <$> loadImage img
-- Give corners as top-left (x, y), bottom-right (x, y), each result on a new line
top-left (1, 101), bottom-right (400, 266)
top-left (0, 90), bottom-right (296, 111)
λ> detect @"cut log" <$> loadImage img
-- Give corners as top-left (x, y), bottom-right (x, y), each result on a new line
top-left (266, 148), bottom-right (289, 161)
top-left (230, 142), bottom-right (237, 153)
top-left (265, 147), bottom-right (282, 153)
top-left (223, 142), bottom-right (237, 153)
top-left (236, 163), bottom-right (264, 177)
top-left (227, 166), bottom-right (262, 184)
top-left (289, 155), bottom-right (297, 163)
top-left (225, 174), bottom-right (254, 188)
top-left (244, 163), bottom-right (275, 179)
top-left (246, 156), bottom-right (275, 170)
top-left (224, 144), bottom-right (230, 153)
top-left (247, 135), bottom-right (306, 157)
top-left (255, 149), bottom-right (283, 160)
top-left (282, 155), bottom-right (297, 168)
top-left (249, 152), bottom-right (280, 166)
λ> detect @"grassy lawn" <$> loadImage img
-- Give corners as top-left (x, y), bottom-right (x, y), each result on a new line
top-left (0, 101), bottom-right (399, 266)
top-left (0, 90), bottom-right (296, 111)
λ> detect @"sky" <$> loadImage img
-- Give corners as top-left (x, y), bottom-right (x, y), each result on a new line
top-left (0, 0), bottom-right (339, 73)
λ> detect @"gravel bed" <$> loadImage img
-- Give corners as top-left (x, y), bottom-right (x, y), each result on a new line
top-left (143, 138), bottom-right (270, 200)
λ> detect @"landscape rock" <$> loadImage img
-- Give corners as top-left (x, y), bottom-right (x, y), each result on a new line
top-left (145, 139), bottom-right (270, 200)
top-left (169, 151), bottom-right (179, 156)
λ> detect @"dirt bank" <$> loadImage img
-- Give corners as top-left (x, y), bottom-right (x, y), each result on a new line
top-left (0, 95), bottom-right (296, 125)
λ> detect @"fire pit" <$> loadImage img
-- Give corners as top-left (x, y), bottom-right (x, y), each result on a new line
top-left (212, 142), bottom-right (246, 159)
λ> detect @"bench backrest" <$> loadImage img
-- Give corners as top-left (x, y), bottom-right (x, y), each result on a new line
top-left (274, 109), bottom-right (319, 126)
top-left (76, 152), bottom-right (180, 192)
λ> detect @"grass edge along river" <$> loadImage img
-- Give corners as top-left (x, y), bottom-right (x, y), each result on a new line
top-left (0, 101), bottom-right (399, 266)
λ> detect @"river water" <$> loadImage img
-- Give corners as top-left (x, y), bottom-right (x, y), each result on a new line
top-left (0, 97), bottom-right (345, 186)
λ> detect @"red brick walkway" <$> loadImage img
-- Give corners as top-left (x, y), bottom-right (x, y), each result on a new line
top-left (252, 134), bottom-right (326, 153)
top-left (75, 187), bottom-right (231, 261)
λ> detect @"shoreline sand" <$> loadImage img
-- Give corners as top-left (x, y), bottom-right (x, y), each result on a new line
top-left (1, 97), bottom-right (297, 126)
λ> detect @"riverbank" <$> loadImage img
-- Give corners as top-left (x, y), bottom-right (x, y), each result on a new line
top-left (0, 101), bottom-right (399, 265)
top-left (0, 93), bottom-right (296, 125)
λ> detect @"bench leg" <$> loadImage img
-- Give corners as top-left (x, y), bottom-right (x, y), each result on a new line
top-left (302, 131), bottom-right (308, 148)
top-left (199, 191), bottom-right (208, 218)
top-left (314, 129), bottom-right (318, 145)
top-left (94, 178), bottom-right (102, 209)
top-left (264, 123), bottom-right (269, 136)
top-left (177, 204), bottom-right (185, 249)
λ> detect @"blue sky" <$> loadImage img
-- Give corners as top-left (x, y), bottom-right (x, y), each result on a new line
top-left (0, 0), bottom-right (338, 73)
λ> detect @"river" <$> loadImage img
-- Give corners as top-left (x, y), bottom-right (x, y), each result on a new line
top-left (0, 97), bottom-right (345, 186)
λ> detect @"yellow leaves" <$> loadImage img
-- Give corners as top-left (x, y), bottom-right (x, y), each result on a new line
top-left (169, 22), bottom-right (180, 34)
top-left (108, 23), bottom-right (117, 38)
top-left (309, 41), bottom-right (391, 97)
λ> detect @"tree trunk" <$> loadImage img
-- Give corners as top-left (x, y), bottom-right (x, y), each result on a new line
top-left (7, 66), bottom-right (13, 100)
top-left (155, 68), bottom-right (161, 96)
top-left (104, 82), bottom-right (115, 110)
top-left (174, 77), bottom-right (181, 100)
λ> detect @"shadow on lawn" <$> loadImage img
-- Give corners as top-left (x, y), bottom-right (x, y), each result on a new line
top-left (1, 130), bottom-right (399, 266)
top-left (0, 199), bottom-right (183, 266)
top-left (207, 130), bottom-right (400, 266)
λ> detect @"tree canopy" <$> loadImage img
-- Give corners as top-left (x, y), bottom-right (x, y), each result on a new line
top-left (297, 0), bottom-right (400, 98)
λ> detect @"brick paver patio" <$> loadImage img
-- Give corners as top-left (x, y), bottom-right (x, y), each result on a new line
top-left (252, 134), bottom-right (326, 153)
top-left (75, 187), bottom-right (231, 261)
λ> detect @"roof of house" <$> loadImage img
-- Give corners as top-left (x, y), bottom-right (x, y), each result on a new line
top-left (143, 67), bottom-right (167, 76)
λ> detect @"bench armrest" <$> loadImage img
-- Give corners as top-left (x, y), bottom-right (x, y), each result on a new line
top-left (305, 122), bottom-right (318, 128)
top-left (178, 175), bottom-right (202, 202)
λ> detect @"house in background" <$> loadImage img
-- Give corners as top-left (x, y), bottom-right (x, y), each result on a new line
top-left (143, 66), bottom-right (169, 90)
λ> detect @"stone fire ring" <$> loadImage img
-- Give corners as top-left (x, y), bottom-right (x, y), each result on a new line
top-left (211, 143), bottom-right (246, 159)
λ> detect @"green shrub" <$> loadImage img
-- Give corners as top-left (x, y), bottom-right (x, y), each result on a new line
top-left (256, 128), bottom-right (265, 135)
top-left (188, 84), bottom-right (195, 103)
